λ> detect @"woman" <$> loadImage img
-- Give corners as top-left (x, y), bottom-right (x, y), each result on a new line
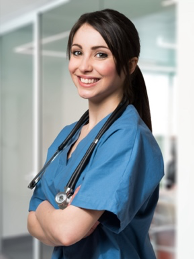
top-left (27, 9), bottom-right (164, 259)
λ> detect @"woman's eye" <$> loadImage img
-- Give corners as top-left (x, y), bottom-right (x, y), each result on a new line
top-left (72, 50), bottom-right (82, 56)
top-left (96, 53), bottom-right (108, 58)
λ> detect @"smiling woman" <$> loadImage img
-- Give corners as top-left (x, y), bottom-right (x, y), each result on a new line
top-left (27, 9), bottom-right (164, 259)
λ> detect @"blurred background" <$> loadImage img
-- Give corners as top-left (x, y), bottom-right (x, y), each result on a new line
top-left (0, 0), bottom-right (194, 259)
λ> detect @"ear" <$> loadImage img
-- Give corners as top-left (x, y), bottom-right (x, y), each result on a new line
top-left (129, 57), bottom-right (138, 74)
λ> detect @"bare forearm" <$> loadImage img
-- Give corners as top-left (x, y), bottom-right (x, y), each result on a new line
top-left (35, 200), bottom-right (104, 246)
top-left (35, 201), bottom-right (64, 246)
top-left (27, 211), bottom-right (55, 246)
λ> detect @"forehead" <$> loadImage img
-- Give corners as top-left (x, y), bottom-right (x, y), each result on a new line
top-left (72, 23), bottom-right (108, 47)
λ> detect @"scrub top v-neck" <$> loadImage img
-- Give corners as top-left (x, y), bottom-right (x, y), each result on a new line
top-left (29, 105), bottom-right (164, 259)
top-left (62, 128), bottom-right (81, 165)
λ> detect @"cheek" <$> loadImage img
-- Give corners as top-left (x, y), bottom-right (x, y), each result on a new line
top-left (68, 58), bottom-right (78, 74)
top-left (98, 62), bottom-right (117, 77)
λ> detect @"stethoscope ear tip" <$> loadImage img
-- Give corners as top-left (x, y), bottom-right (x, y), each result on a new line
top-left (28, 183), bottom-right (35, 189)
top-left (28, 178), bottom-right (39, 189)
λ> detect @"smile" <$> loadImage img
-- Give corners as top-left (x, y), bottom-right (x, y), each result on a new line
top-left (79, 77), bottom-right (100, 84)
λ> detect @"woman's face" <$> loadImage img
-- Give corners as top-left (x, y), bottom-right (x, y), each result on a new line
top-left (68, 23), bottom-right (125, 103)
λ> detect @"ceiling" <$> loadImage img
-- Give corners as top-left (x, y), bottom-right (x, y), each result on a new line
top-left (0, 0), bottom-right (176, 27)
top-left (0, 0), bottom-right (57, 25)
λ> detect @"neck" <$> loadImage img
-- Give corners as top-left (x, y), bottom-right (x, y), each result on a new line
top-left (86, 95), bottom-right (123, 131)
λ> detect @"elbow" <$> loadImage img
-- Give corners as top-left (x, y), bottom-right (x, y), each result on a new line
top-left (60, 237), bottom-right (74, 247)
top-left (52, 227), bottom-right (81, 247)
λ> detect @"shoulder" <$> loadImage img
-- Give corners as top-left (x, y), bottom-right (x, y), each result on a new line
top-left (101, 105), bottom-right (151, 144)
top-left (106, 105), bottom-right (148, 136)
top-left (99, 105), bottom-right (163, 160)
top-left (109, 105), bottom-right (164, 183)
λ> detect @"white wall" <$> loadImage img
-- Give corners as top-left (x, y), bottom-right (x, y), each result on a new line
top-left (177, 0), bottom-right (194, 258)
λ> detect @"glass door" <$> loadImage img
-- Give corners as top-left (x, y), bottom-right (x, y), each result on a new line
top-left (0, 24), bottom-right (34, 258)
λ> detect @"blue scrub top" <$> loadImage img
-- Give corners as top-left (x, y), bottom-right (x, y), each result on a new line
top-left (29, 105), bottom-right (164, 259)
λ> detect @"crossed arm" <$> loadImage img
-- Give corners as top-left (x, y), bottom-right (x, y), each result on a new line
top-left (27, 189), bottom-right (104, 247)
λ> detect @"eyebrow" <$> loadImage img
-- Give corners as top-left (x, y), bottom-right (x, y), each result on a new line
top-left (71, 43), bottom-right (109, 50)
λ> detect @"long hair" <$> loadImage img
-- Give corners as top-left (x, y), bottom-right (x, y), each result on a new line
top-left (67, 9), bottom-right (152, 131)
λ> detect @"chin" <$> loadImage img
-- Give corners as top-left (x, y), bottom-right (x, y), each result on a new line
top-left (78, 93), bottom-right (91, 100)
top-left (77, 90), bottom-right (93, 100)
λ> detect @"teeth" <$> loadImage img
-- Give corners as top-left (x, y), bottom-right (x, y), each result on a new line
top-left (80, 77), bottom-right (99, 84)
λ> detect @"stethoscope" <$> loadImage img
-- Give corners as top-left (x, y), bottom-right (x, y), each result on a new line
top-left (28, 98), bottom-right (129, 209)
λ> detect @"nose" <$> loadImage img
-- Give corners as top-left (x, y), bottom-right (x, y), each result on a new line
top-left (79, 56), bottom-right (93, 73)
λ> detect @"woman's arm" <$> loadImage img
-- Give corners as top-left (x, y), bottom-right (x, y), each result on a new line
top-left (27, 211), bottom-right (56, 246)
top-left (35, 201), bottom-right (104, 246)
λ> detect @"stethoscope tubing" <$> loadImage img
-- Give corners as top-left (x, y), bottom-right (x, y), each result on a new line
top-left (28, 110), bottom-right (89, 189)
top-left (67, 98), bottom-right (129, 190)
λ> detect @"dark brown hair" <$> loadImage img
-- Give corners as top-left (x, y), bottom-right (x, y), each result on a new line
top-left (67, 9), bottom-right (152, 131)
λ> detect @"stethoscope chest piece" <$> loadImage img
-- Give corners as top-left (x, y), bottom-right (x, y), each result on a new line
top-left (55, 186), bottom-right (73, 209)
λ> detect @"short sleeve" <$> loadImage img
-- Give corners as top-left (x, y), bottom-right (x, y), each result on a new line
top-left (71, 123), bottom-right (164, 233)
top-left (29, 180), bottom-right (47, 211)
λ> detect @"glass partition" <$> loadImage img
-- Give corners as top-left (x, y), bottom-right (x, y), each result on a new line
top-left (0, 24), bottom-right (33, 258)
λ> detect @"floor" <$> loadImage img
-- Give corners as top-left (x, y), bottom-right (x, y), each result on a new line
top-left (1, 235), bottom-right (53, 259)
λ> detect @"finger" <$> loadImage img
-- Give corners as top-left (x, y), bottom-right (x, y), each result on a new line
top-left (73, 185), bottom-right (81, 196)
top-left (68, 185), bottom-right (81, 205)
